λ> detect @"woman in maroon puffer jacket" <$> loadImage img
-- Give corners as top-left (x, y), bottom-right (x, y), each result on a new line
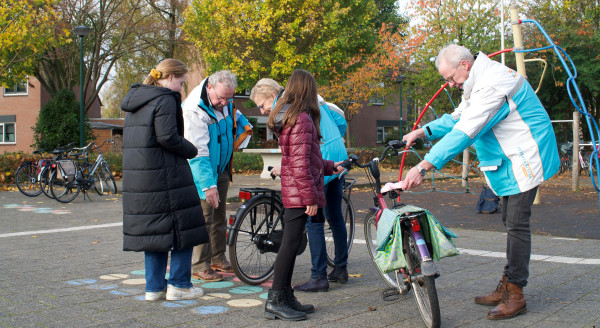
top-left (264, 69), bottom-right (343, 321)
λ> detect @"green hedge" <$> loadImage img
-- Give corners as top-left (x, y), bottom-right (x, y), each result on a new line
top-left (232, 151), bottom-right (263, 173)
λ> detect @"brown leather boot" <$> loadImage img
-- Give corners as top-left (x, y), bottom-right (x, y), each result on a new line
top-left (474, 275), bottom-right (507, 306)
top-left (487, 282), bottom-right (527, 320)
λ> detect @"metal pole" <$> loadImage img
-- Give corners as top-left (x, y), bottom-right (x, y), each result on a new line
top-left (501, 0), bottom-right (505, 65)
top-left (79, 35), bottom-right (84, 147)
top-left (572, 111), bottom-right (580, 191)
top-left (399, 82), bottom-right (403, 139)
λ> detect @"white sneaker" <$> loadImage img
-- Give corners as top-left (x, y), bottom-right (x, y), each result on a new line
top-left (145, 290), bottom-right (166, 301)
top-left (166, 285), bottom-right (204, 300)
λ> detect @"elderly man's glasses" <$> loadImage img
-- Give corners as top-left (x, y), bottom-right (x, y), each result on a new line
top-left (442, 61), bottom-right (463, 83)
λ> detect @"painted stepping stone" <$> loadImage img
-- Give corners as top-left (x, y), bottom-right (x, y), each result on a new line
top-left (87, 284), bottom-right (116, 290)
top-left (130, 270), bottom-right (145, 275)
top-left (121, 278), bottom-right (145, 285)
top-left (227, 299), bottom-right (262, 307)
top-left (259, 292), bottom-right (268, 300)
top-left (193, 306), bottom-right (228, 315)
top-left (202, 281), bottom-right (234, 289)
top-left (229, 286), bottom-right (263, 294)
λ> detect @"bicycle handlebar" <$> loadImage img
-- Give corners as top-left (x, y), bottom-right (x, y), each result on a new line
top-left (339, 140), bottom-right (407, 176)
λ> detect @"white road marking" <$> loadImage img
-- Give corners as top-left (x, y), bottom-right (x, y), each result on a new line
top-left (0, 222), bottom-right (122, 238)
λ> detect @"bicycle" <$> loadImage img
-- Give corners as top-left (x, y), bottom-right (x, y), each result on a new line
top-left (38, 143), bottom-right (77, 199)
top-left (558, 142), bottom-right (598, 176)
top-left (341, 140), bottom-right (441, 328)
top-left (15, 149), bottom-right (51, 197)
top-left (49, 139), bottom-right (117, 203)
top-left (226, 174), bottom-right (356, 285)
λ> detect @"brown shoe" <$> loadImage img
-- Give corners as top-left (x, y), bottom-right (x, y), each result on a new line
top-left (211, 260), bottom-right (234, 273)
top-left (192, 269), bottom-right (223, 282)
top-left (487, 282), bottom-right (527, 320)
top-left (475, 275), bottom-right (507, 306)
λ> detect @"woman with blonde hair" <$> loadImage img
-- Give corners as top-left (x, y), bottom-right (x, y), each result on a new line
top-left (121, 59), bottom-right (208, 301)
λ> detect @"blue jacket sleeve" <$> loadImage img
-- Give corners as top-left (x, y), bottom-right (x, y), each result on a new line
top-left (189, 157), bottom-right (216, 195)
top-left (423, 114), bottom-right (458, 141)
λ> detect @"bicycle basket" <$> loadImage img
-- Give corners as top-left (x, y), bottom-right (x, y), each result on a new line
top-left (57, 160), bottom-right (77, 182)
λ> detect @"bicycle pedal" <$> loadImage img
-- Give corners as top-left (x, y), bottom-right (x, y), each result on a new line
top-left (382, 288), bottom-right (400, 301)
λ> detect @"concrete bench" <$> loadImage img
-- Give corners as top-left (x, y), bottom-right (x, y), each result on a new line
top-left (242, 148), bottom-right (282, 179)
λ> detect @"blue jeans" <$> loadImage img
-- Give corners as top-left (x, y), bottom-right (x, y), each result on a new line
top-left (306, 177), bottom-right (348, 278)
top-left (144, 247), bottom-right (193, 292)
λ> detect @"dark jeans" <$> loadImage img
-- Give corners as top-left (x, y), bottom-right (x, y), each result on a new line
top-left (501, 186), bottom-right (538, 288)
top-left (306, 177), bottom-right (348, 278)
top-left (271, 208), bottom-right (307, 291)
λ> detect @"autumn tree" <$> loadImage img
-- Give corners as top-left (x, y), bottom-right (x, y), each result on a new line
top-left (521, 0), bottom-right (600, 143)
top-left (403, 0), bottom-right (503, 123)
top-left (0, 0), bottom-right (67, 88)
top-left (320, 25), bottom-right (408, 146)
top-left (183, 0), bottom-right (380, 89)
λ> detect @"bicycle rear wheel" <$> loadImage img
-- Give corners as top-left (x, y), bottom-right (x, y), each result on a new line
top-left (49, 170), bottom-right (80, 203)
top-left (403, 229), bottom-right (441, 328)
top-left (364, 212), bottom-right (399, 288)
top-left (100, 163), bottom-right (117, 194)
top-left (229, 196), bottom-right (283, 285)
top-left (326, 194), bottom-right (355, 267)
top-left (16, 163), bottom-right (42, 197)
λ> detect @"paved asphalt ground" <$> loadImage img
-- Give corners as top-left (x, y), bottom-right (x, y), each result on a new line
top-left (1, 171), bottom-right (599, 327)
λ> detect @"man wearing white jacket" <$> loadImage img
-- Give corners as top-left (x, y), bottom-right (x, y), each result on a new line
top-left (401, 44), bottom-right (559, 320)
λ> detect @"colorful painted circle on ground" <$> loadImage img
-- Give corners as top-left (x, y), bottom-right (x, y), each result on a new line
top-left (193, 306), bottom-right (228, 315)
top-left (229, 286), bottom-right (263, 294)
top-left (202, 281), bottom-right (235, 289)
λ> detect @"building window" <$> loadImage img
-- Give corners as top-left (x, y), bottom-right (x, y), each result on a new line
top-left (0, 122), bottom-right (16, 143)
top-left (235, 88), bottom-right (251, 98)
top-left (376, 126), bottom-right (398, 143)
top-left (369, 82), bottom-right (385, 106)
top-left (4, 81), bottom-right (28, 96)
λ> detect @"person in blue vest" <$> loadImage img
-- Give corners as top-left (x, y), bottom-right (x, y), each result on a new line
top-left (183, 70), bottom-right (252, 282)
top-left (250, 78), bottom-right (349, 293)
top-left (401, 44), bottom-right (559, 320)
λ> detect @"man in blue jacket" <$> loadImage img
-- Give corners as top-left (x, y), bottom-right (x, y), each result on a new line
top-left (250, 78), bottom-right (350, 293)
top-left (183, 71), bottom-right (252, 282)
top-left (401, 45), bottom-right (559, 320)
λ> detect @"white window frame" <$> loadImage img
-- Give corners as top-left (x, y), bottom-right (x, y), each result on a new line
top-left (369, 82), bottom-right (385, 106)
top-left (0, 122), bottom-right (16, 144)
top-left (3, 81), bottom-right (28, 96)
top-left (376, 126), bottom-right (398, 143)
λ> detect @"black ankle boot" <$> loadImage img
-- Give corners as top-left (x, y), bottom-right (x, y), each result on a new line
top-left (294, 276), bottom-right (329, 292)
top-left (264, 289), bottom-right (307, 321)
top-left (328, 266), bottom-right (349, 284)
top-left (283, 286), bottom-right (315, 313)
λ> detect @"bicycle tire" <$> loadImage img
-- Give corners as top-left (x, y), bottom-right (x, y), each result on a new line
top-left (15, 163), bottom-right (42, 197)
top-left (93, 169), bottom-right (103, 195)
top-left (363, 212), bottom-right (399, 288)
top-left (403, 229), bottom-right (441, 328)
top-left (49, 169), bottom-right (80, 203)
top-left (229, 196), bottom-right (283, 285)
top-left (39, 165), bottom-right (54, 199)
top-left (325, 194), bottom-right (355, 267)
top-left (100, 162), bottom-right (117, 194)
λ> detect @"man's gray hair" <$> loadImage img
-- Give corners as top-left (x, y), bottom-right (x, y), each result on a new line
top-left (435, 44), bottom-right (474, 68)
top-left (208, 70), bottom-right (237, 89)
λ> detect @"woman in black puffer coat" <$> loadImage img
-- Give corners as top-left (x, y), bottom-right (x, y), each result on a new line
top-left (121, 59), bottom-right (208, 301)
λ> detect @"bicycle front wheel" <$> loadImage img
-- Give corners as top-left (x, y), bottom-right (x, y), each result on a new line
top-left (364, 212), bottom-right (399, 288)
top-left (403, 230), bottom-right (441, 328)
top-left (16, 163), bottom-right (42, 197)
top-left (229, 196), bottom-right (283, 285)
top-left (39, 165), bottom-right (54, 199)
top-left (326, 194), bottom-right (355, 267)
top-left (49, 170), bottom-right (80, 203)
top-left (93, 169), bottom-right (103, 195)
top-left (100, 163), bottom-right (117, 194)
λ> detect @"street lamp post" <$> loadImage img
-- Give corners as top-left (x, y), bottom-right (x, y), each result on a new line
top-left (73, 25), bottom-right (91, 147)
top-left (396, 74), bottom-right (406, 139)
